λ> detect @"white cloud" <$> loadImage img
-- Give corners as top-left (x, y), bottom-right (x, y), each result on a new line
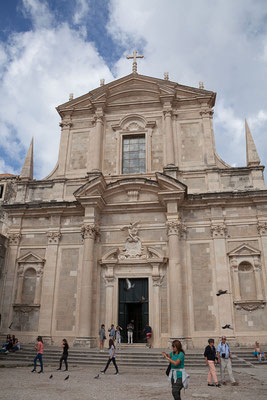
top-left (73, 0), bottom-right (90, 25)
top-left (108, 0), bottom-right (267, 172)
top-left (21, 0), bottom-right (54, 29)
top-left (0, 2), bottom-right (113, 178)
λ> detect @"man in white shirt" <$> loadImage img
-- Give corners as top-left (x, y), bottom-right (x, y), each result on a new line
top-left (217, 336), bottom-right (238, 386)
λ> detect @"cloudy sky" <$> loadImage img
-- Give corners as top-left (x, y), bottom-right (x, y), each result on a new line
top-left (0, 0), bottom-right (267, 179)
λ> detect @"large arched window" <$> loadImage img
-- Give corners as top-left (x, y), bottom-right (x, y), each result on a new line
top-left (21, 268), bottom-right (36, 304)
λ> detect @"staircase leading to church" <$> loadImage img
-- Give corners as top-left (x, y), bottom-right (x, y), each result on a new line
top-left (0, 343), bottom-right (261, 369)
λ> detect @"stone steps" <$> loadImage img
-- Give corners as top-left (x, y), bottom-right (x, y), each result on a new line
top-left (0, 345), bottom-right (258, 368)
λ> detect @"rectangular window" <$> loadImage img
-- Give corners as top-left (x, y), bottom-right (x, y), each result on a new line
top-left (122, 135), bottom-right (146, 174)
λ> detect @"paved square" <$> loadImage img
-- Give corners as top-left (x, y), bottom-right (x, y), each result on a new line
top-left (0, 365), bottom-right (267, 399)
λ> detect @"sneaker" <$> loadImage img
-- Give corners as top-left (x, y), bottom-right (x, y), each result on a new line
top-left (208, 384), bottom-right (215, 387)
top-left (38, 371), bottom-right (44, 374)
top-left (31, 369), bottom-right (36, 373)
top-left (100, 371), bottom-right (105, 374)
top-left (231, 382), bottom-right (239, 386)
top-left (215, 383), bottom-right (221, 387)
top-left (114, 372), bottom-right (119, 375)
top-left (57, 368), bottom-right (61, 371)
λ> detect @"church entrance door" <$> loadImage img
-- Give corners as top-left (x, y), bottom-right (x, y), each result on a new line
top-left (118, 278), bottom-right (148, 343)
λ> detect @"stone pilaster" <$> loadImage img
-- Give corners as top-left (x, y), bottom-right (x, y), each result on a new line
top-left (166, 221), bottom-right (183, 338)
top-left (91, 109), bottom-right (104, 171)
top-left (163, 108), bottom-right (175, 165)
top-left (38, 231), bottom-right (61, 337)
top-left (211, 222), bottom-right (234, 332)
top-left (230, 258), bottom-right (241, 300)
top-left (200, 109), bottom-right (216, 165)
top-left (77, 224), bottom-right (98, 341)
top-left (34, 266), bottom-right (44, 305)
top-left (151, 263), bottom-right (163, 347)
top-left (253, 256), bottom-right (264, 301)
top-left (103, 265), bottom-right (115, 334)
top-left (1, 233), bottom-right (21, 330)
top-left (15, 265), bottom-right (24, 304)
top-left (57, 120), bottom-right (72, 176)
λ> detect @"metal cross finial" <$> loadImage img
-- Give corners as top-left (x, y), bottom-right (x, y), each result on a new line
top-left (126, 50), bottom-right (144, 74)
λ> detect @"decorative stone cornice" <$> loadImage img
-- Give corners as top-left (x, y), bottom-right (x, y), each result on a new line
top-left (59, 121), bottom-right (72, 128)
top-left (257, 222), bottom-right (267, 236)
top-left (210, 223), bottom-right (227, 238)
top-left (234, 300), bottom-right (266, 312)
top-left (81, 224), bottom-right (99, 240)
top-left (46, 231), bottom-right (61, 245)
top-left (200, 109), bottom-right (214, 117)
top-left (8, 233), bottom-right (21, 246)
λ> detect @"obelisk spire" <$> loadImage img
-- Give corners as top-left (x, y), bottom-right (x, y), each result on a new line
top-left (245, 119), bottom-right (260, 167)
top-left (126, 50), bottom-right (144, 74)
top-left (20, 138), bottom-right (34, 180)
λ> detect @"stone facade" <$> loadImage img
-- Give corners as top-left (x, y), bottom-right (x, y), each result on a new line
top-left (0, 72), bottom-right (267, 348)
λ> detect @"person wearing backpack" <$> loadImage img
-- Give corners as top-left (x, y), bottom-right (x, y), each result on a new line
top-left (162, 339), bottom-right (186, 400)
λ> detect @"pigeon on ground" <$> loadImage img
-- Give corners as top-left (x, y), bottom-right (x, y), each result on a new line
top-left (49, 374), bottom-right (53, 379)
top-left (216, 290), bottom-right (228, 296)
top-left (222, 324), bottom-right (233, 329)
top-left (94, 374), bottom-right (100, 379)
top-left (64, 375), bottom-right (69, 381)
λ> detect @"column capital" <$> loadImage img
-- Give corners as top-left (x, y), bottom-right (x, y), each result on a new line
top-left (253, 256), bottom-right (262, 271)
top-left (166, 220), bottom-right (186, 238)
top-left (59, 120), bottom-right (72, 129)
top-left (230, 257), bottom-right (238, 271)
top-left (81, 223), bottom-right (99, 240)
top-left (210, 222), bottom-right (227, 238)
top-left (200, 109), bottom-right (214, 118)
top-left (152, 274), bottom-right (164, 287)
top-left (163, 109), bottom-right (173, 118)
top-left (17, 265), bottom-right (24, 277)
top-left (8, 232), bottom-right (21, 246)
top-left (46, 231), bottom-right (61, 245)
top-left (36, 265), bottom-right (44, 278)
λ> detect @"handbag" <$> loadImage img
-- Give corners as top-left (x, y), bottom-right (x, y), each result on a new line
top-left (165, 363), bottom-right (171, 376)
top-left (103, 335), bottom-right (106, 340)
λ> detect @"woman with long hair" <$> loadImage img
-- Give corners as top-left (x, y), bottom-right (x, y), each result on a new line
top-left (162, 340), bottom-right (185, 400)
top-left (57, 338), bottom-right (69, 371)
top-left (32, 336), bottom-right (44, 373)
top-left (100, 339), bottom-right (119, 375)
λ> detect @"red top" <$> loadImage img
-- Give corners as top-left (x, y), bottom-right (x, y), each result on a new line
top-left (36, 341), bottom-right (44, 354)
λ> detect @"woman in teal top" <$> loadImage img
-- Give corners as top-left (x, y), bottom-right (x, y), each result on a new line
top-left (162, 340), bottom-right (185, 400)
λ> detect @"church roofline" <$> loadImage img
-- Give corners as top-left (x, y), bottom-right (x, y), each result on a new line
top-left (56, 72), bottom-right (216, 114)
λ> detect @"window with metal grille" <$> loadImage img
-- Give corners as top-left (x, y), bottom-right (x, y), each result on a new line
top-left (122, 135), bottom-right (146, 174)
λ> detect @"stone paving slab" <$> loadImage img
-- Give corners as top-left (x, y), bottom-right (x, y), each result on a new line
top-left (0, 364), bottom-right (267, 400)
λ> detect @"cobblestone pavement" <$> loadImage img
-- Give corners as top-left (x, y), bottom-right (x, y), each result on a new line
top-left (0, 365), bottom-right (267, 400)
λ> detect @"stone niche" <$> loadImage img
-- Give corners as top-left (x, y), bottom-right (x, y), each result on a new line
top-left (228, 243), bottom-right (266, 312)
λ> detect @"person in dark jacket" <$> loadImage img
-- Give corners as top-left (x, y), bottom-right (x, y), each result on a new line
top-left (57, 339), bottom-right (69, 371)
top-left (204, 339), bottom-right (221, 387)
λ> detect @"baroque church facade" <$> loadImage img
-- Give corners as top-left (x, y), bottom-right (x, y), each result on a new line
top-left (1, 62), bottom-right (267, 348)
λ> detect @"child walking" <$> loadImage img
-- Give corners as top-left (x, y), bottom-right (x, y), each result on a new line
top-left (101, 339), bottom-right (119, 375)
top-left (32, 336), bottom-right (44, 373)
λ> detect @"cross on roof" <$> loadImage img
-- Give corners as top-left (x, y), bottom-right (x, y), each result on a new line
top-left (126, 50), bottom-right (144, 74)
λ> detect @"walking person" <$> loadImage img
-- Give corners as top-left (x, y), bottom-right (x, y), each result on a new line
top-left (204, 339), bottom-right (221, 387)
top-left (217, 336), bottom-right (238, 385)
top-left (127, 320), bottom-right (134, 344)
top-left (99, 324), bottom-right (106, 352)
top-left (100, 339), bottom-right (119, 375)
top-left (162, 339), bottom-right (185, 400)
top-left (32, 336), bottom-right (44, 373)
top-left (115, 325), bottom-right (122, 351)
top-left (57, 338), bottom-right (69, 371)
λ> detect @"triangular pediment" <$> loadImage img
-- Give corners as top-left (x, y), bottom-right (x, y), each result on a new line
top-left (228, 243), bottom-right (261, 257)
top-left (57, 73), bottom-right (216, 115)
top-left (17, 252), bottom-right (45, 264)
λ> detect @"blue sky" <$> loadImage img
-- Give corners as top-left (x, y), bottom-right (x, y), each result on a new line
top-left (0, 0), bottom-right (267, 179)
